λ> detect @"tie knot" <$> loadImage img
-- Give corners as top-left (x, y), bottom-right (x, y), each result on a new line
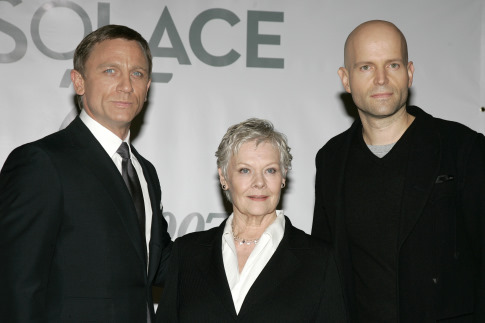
top-left (117, 142), bottom-right (130, 160)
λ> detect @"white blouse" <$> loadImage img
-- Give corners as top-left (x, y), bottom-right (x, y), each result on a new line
top-left (222, 210), bottom-right (285, 313)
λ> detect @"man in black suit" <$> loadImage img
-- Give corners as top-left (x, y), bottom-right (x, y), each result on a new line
top-left (0, 25), bottom-right (172, 322)
top-left (312, 20), bottom-right (485, 322)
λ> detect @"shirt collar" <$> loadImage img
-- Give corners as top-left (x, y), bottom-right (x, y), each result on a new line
top-left (266, 210), bottom-right (285, 245)
top-left (223, 210), bottom-right (286, 246)
top-left (79, 109), bottom-right (131, 158)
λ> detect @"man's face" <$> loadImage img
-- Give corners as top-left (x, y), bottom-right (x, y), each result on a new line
top-left (71, 38), bottom-right (151, 138)
top-left (338, 25), bottom-right (414, 120)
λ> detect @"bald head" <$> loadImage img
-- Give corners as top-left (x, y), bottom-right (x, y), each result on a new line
top-left (344, 20), bottom-right (408, 69)
top-left (337, 19), bottom-right (414, 129)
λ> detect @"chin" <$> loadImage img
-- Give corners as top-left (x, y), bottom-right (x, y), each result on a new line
top-left (251, 208), bottom-right (277, 217)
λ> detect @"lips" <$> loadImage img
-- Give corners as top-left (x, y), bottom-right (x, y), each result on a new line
top-left (248, 195), bottom-right (269, 201)
top-left (112, 100), bottom-right (133, 107)
top-left (370, 92), bottom-right (393, 99)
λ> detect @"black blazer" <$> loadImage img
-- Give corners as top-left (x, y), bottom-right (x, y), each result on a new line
top-left (156, 216), bottom-right (348, 322)
top-left (312, 106), bottom-right (485, 322)
top-left (0, 117), bottom-right (172, 322)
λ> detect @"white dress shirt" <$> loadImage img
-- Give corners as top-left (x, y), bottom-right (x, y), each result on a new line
top-left (79, 110), bottom-right (153, 263)
top-left (222, 210), bottom-right (285, 314)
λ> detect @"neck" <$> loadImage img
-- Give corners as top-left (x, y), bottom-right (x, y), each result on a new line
top-left (112, 127), bottom-right (130, 141)
top-left (360, 107), bottom-right (414, 145)
top-left (232, 211), bottom-right (277, 239)
top-left (82, 109), bottom-right (131, 140)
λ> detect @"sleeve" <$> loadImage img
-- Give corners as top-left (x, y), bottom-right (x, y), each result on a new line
top-left (461, 133), bottom-right (485, 320)
top-left (0, 145), bottom-right (63, 322)
top-left (311, 149), bottom-right (332, 243)
top-left (154, 203), bottom-right (173, 287)
top-left (155, 240), bottom-right (180, 323)
top-left (314, 248), bottom-right (349, 322)
top-left (153, 235), bottom-right (173, 287)
top-left (141, 159), bottom-right (173, 287)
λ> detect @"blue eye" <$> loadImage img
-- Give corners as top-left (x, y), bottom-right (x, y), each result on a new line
top-left (133, 71), bottom-right (143, 77)
top-left (239, 168), bottom-right (249, 174)
top-left (266, 168), bottom-right (277, 174)
top-left (104, 68), bottom-right (115, 74)
top-left (360, 65), bottom-right (370, 71)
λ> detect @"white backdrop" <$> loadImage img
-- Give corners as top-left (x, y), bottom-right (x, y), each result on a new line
top-left (1, 0), bottom-right (484, 238)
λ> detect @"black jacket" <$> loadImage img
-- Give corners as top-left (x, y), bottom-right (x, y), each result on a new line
top-left (0, 117), bottom-right (172, 322)
top-left (157, 217), bottom-right (348, 322)
top-left (312, 106), bottom-right (485, 322)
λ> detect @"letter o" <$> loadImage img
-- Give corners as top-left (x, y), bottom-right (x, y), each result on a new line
top-left (31, 0), bottom-right (92, 60)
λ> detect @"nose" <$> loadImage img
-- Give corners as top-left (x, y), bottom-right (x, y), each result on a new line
top-left (252, 172), bottom-right (266, 189)
top-left (117, 73), bottom-right (134, 93)
top-left (374, 67), bottom-right (388, 86)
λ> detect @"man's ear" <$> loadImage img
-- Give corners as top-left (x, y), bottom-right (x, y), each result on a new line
top-left (407, 61), bottom-right (415, 88)
top-left (337, 67), bottom-right (351, 93)
top-left (145, 79), bottom-right (151, 102)
top-left (71, 69), bottom-right (85, 95)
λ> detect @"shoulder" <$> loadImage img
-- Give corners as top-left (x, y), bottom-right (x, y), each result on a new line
top-left (284, 218), bottom-right (333, 260)
top-left (411, 106), bottom-right (484, 152)
top-left (315, 122), bottom-right (356, 163)
top-left (2, 130), bottom-right (67, 174)
top-left (435, 118), bottom-right (483, 148)
top-left (4, 118), bottom-right (82, 166)
top-left (0, 136), bottom-right (66, 214)
top-left (408, 106), bottom-right (483, 144)
top-left (173, 225), bottom-right (222, 249)
top-left (169, 226), bottom-right (222, 265)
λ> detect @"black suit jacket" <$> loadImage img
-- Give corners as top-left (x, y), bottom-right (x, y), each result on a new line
top-left (156, 216), bottom-right (348, 322)
top-left (312, 106), bottom-right (485, 322)
top-left (0, 117), bottom-right (172, 322)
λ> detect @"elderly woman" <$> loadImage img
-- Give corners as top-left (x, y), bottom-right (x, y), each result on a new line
top-left (157, 118), bottom-right (347, 322)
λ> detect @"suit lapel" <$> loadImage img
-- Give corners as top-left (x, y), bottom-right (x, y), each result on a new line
top-left (238, 220), bottom-right (301, 316)
top-left (329, 122), bottom-right (357, 283)
top-left (134, 149), bottom-right (163, 282)
top-left (326, 121), bottom-right (359, 240)
top-left (327, 121), bottom-right (376, 320)
top-left (66, 118), bottom-right (147, 266)
top-left (145, 174), bottom-right (160, 283)
top-left (197, 223), bottom-right (238, 319)
top-left (398, 107), bottom-right (441, 248)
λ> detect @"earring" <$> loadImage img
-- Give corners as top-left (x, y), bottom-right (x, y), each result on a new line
top-left (281, 183), bottom-right (285, 188)
top-left (222, 184), bottom-right (227, 190)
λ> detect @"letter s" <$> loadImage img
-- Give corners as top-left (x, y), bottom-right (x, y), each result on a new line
top-left (0, 0), bottom-right (28, 63)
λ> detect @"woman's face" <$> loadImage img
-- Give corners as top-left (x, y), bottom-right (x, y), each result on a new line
top-left (219, 140), bottom-right (285, 219)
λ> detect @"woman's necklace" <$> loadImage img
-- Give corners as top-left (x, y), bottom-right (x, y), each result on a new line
top-left (232, 223), bottom-right (260, 246)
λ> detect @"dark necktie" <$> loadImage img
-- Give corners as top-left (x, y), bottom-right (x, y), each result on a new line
top-left (116, 142), bottom-right (147, 258)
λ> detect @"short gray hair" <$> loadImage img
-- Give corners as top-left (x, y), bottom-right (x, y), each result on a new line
top-left (215, 118), bottom-right (292, 202)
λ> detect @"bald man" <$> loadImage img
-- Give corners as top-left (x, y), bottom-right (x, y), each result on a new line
top-left (312, 20), bottom-right (485, 322)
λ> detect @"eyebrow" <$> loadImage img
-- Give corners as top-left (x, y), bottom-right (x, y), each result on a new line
top-left (234, 161), bottom-right (280, 168)
top-left (352, 58), bottom-right (404, 68)
top-left (96, 62), bottom-right (148, 72)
